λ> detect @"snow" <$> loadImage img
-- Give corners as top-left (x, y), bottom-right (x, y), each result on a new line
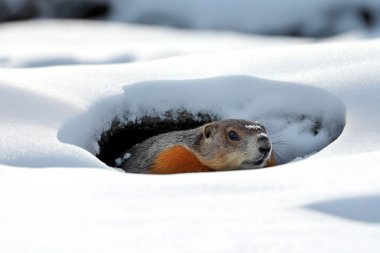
top-left (245, 125), bottom-right (262, 130)
top-left (0, 19), bottom-right (380, 252)
top-left (258, 133), bottom-right (268, 138)
top-left (115, 153), bottom-right (131, 166)
top-left (0, 20), bottom-right (309, 68)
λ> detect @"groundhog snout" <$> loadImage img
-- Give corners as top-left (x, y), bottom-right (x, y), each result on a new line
top-left (257, 136), bottom-right (271, 156)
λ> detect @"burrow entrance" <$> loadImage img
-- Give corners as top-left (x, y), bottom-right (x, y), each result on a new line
top-left (96, 110), bottom-right (328, 168)
top-left (97, 110), bottom-right (218, 167)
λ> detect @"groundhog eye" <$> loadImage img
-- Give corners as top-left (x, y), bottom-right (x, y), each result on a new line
top-left (228, 130), bottom-right (239, 141)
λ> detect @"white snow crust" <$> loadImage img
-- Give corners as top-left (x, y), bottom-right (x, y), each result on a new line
top-left (0, 19), bottom-right (380, 253)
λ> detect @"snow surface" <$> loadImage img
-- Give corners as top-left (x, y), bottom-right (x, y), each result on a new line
top-left (0, 20), bottom-right (380, 252)
top-left (0, 20), bottom-right (309, 68)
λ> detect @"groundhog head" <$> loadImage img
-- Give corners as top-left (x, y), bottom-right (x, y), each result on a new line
top-left (198, 119), bottom-right (273, 171)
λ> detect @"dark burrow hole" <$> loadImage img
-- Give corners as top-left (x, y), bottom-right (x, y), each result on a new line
top-left (97, 110), bottom-right (218, 167)
top-left (55, 1), bottom-right (111, 19)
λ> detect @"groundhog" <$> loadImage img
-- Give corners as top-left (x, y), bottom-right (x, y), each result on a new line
top-left (120, 119), bottom-right (276, 174)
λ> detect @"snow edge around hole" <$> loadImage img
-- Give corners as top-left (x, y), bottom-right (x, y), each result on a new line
top-left (58, 75), bottom-right (346, 169)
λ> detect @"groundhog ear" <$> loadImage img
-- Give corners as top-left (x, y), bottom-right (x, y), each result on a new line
top-left (203, 124), bottom-right (213, 139)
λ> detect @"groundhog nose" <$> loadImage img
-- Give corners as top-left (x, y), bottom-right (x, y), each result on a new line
top-left (258, 136), bottom-right (271, 156)
top-left (259, 146), bottom-right (271, 155)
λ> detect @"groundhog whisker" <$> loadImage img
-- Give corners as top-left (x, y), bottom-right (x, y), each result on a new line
top-left (271, 140), bottom-right (291, 144)
top-left (272, 148), bottom-right (286, 164)
top-left (269, 128), bottom-right (295, 139)
top-left (272, 139), bottom-right (300, 148)
top-left (273, 145), bottom-right (289, 156)
top-left (270, 135), bottom-right (293, 142)
top-left (272, 148), bottom-right (284, 158)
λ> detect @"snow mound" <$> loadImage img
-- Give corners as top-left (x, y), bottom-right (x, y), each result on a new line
top-left (0, 20), bottom-right (309, 68)
top-left (58, 75), bottom-right (345, 167)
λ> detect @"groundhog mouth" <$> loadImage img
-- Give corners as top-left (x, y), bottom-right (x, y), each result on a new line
top-left (242, 153), bottom-right (268, 167)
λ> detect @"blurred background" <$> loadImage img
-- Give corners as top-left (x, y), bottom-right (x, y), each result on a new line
top-left (1, 0), bottom-right (380, 37)
top-left (2, 0), bottom-right (380, 68)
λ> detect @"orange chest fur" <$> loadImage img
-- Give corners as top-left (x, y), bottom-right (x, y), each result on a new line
top-left (266, 152), bottom-right (276, 167)
top-left (149, 145), bottom-right (211, 174)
